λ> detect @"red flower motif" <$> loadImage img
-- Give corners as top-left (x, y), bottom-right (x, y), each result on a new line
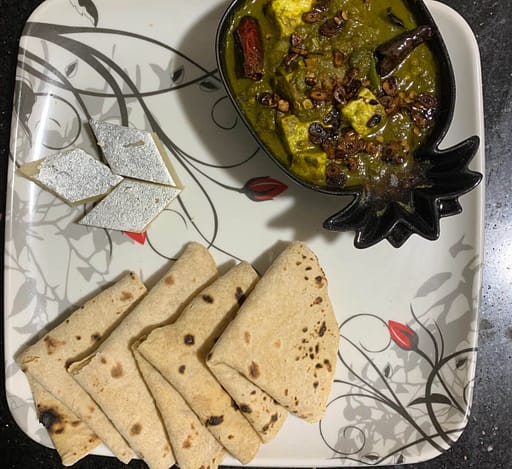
top-left (124, 231), bottom-right (147, 245)
top-left (242, 176), bottom-right (288, 201)
top-left (388, 320), bottom-right (418, 351)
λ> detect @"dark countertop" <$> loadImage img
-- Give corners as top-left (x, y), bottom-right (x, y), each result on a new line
top-left (1, 1), bottom-right (510, 468)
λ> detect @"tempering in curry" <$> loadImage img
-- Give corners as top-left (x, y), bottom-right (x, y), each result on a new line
top-left (226, 0), bottom-right (439, 199)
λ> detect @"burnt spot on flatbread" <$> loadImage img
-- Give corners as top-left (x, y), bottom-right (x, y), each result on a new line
top-left (244, 331), bottom-right (251, 344)
top-left (39, 407), bottom-right (62, 431)
top-left (165, 275), bottom-right (175, 286)
top-left (250, 390), bottom-right (257, 395)
top-left (318, 321), bottom-right (327, 337)
top-left (240, 404), bottom-right (252, 414)
top-left (312, 296), bottom-right (323, 306)
top-left (296, 261), bottom-right (302, 266)
top-left (323, 359), bottom-right (333, 372)
top-left (315, 344), bottom-right (320, 354)
top-left (313, 381), bottom-right (319, 389)
top-left (231, 399), bottom-right (240, 411)
top-left (111, 362), bottom-right (123, 378)
top-left (178, 365), bottom-right (186, 374)
top-left (205, 415), bottom-right (224, 426)
top-left (271, 412), bottom-right (279, 422)
top-left (284, 388), bottom-right (289, 396)
top-left (184, 334), bottom-right (195, 345)
top-left (130, 423), bottom-right (142, 436)
top-left (91, 332), bottom-right (101, 342)
top-left (202, 294), bottom-right (214, 303)
top-left (302, 327), bottom-right (308, 333)
top-left (235, 287), bottom-right (246, 306)
top-left (120, 291), bottom-right (133, 301)
top-left (75, 335), bottom-right (81, 341)
top-left (228, 434), bottom-right (234, 440)
top-left (44, 336), bottom-right (66, 355)
top-left (315, 275), bottom-right (325, 287)
top-left (315, 362), bottom-right (323, 369)
top-left (249, 361), bottom-right (260, 379)
top-left (305, 266), bottom-right (312, 271)
top-left (304, 276), bottom-right (309, 281)
top-left (182, 436), bottom-right (192, 449)
top-left (71, 420), bottom-right (81, 427)
top-left (101, 357), bottom-right (107, 364)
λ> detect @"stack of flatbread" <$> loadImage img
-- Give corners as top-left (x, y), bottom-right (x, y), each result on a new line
top-left (16, 240), bottom-right (339, 468)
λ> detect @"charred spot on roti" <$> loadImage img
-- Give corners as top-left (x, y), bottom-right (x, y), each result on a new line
top-left (178, 365), bottom-right (186, 374)
top-left (271, 413), bottom-right (279, 422)
top-left (202, 294), bottom-right (214, 303)
top-left (296, 261), bottom-right (302, 266)
top-left (305, 266), bottom-right (312, 271)
top-left (71, 420), bottom-right (81, 427)
top-left (240, 404), bottom-right (252, 413)
top-left (205, 415), bottom-right (224, 426)
top-left (100, 357), bottom-right (107, 364)
top-left (231, 399), bottom-right (240, 411)
top-left (313, 381), bottom-right (319, 389)
top-left (184, 334), bottom-right (195, 345)
top-left (75, 335), bottom-right (81, 341)
top-left (44, 336), bottom-right (66, 355)
top-left (244, 331), bottom-right (251, 344)
top-left (165, 275), bottom-right (175, 285)
top-left (312, 296), bottom-right (323, 306)
top-left (182, 436), bottom-right (192, 449)
top-left (315, 344), bottom-right (320, 354)
top-left (91, 332), bottom-right (101, 342)
top-left (262, 423), bottom-right (269, 432)
top-left (228, 434), bottom-right (234, 440)
top-left (302, 327), bottom-right (308, 333)
top-left (284, 388), bottom-right (289, 396)
top-left (235, 286), bottom-right (246, 305)
top-left (318, 321), bottom-right (327, 337)
top-left (249, 361), bottom-right (260, 379)
top-left (315, 275), bottom-right (325, 287)
top-left (304, 276), bottom-right (309, 281)
top-left (120, 291), bottom-right (133, 301)
top-left (316, 363), bottom-right (323, 369)
top-left (250, 390), bottom-right (257, 395)
top-left (130, 423), bottom-right (142, 436)
top-left (39, 407), bottom-right (62, 430)
top-left (110, 362), bottom-right (123, 378)
top-left (323, 359), bottom-right (333, 372)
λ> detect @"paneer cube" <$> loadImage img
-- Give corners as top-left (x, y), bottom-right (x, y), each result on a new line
top-left (290, 151), bottom-right (327, 187)
top-left (341, 87), bottom-right (386, 136)
top-left (277, 114), bottom-right (316, 155)
top-left (267, 0), bottom-right (315, 37)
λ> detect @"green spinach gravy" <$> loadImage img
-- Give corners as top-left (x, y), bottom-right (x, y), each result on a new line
top-left (225, 0), bottom-right (439, 199)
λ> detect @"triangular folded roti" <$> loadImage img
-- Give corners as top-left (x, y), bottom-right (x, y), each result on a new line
top-left (133, 349), bottom-right (226, 469)
top-left (68, 242), bottom-right (218, 469)
top-left (28, 376), bottom-right (100, 466)
top-left (136, 262), bottom-right (262, 464)
top-left (207, 241), bottom-right (339, 422)
top-left (17, 271), bottom-right (146, 464)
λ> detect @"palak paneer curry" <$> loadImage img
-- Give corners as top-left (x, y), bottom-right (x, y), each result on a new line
top-left (225, 0), bottom-right (439, 198)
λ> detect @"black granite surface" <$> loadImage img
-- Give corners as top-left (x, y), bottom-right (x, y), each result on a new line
top-left (1, 0), bottom-right (510, 468)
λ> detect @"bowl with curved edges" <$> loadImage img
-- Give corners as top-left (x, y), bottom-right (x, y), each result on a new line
top-left (216, 0), bottom-right (482, 249)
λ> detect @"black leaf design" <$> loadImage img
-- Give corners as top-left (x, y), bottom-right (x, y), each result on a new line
top-left (383, 363), bottom-right (391, 378)
top-left (200, 79), bottom-right (220, 92)
top-left (397, 454), bottom-right (405, 464)
top-left (408, 393), bottom-right (452, 407)
top-left (171, 65), bottom-right (184, 83)
top-left (364, 453), bottom-right (380, 461)
top-left (455, 357), bottom-right (468, 369)
top-left (65, 60), bottom-right (78, 77)
top-left (72, 0), bottom-right (99, 27)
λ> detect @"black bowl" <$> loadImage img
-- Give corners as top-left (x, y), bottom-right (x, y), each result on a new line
top-left (216, 0), bottom-right (482, 248)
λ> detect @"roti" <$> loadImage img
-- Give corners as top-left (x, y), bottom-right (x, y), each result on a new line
top-left (68, 242), bottom-right (218, 469)
top-left (207, 241), bottom-right (339, 422)
top-left (136, 262), bottom-right (262, 464)
top-left (133, 348), bottom-right (226, 469)
top-left (17, 271), bottom-right (146, 464)
top-left (28, 376), bottom-right (100, 466)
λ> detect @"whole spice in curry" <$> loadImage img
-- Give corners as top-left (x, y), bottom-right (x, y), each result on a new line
top-left (226, 0), bottom-right (439, 199)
